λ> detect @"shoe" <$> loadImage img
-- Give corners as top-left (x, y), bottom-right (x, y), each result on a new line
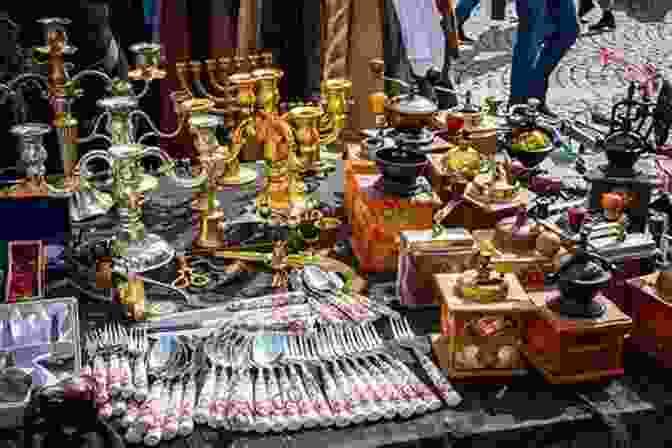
top-left (588, 11), bottom-right (616, 32)
top-left (578, 0), bottom-right (595, 19)
top-left (458, 25), bottom-right (475, 43)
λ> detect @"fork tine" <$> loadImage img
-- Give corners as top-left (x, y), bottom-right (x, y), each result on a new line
top-left (403, 316), bottom-right (414, 338)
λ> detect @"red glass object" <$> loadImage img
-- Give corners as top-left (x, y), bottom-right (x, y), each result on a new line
top-left (445, 116), bottom-right (465, 131)
top-left (567, 207), bottom-right (588, 230)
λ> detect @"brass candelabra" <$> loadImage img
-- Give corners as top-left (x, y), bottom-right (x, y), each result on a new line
top-left (174, 52), bottom-right (352, 213)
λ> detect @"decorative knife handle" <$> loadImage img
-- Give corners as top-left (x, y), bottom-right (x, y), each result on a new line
top-left (108, 353), bottom-right (122, 397)
top-left (195, 366), bottom-right (217, 425)
top-left (298, 365), bottom-right (333, 427)
top-left (132, 356), bottom-right (148, 402)
top-left (121, 400), bottom-right (139, 428)
top-left (178, 377), bottom-right (197, 436)
top-left (92, 355), bottom-right (109, 405)
top-left (163, 382), bottom-right (180, 440)
top-left (413, 348), bottom-right (462, 407)
top-left (97, 401), bottom-right (113, 420)
top-left (119, 354), bottom-right (133, 399)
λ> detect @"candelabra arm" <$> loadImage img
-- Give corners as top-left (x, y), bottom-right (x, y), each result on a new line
top-left (78, 111), bottom-right (111, 143)
top-left (142, 146), bottom-right (207, 189)
top-left (129, 109), bottom-right (185, 140)
top-left (205, 66), bottom-right (228, 95)
top-left (6, 73), bottom-right (50, 96)
top-left (69, 69), bottom-right (113, 87)
top-left (131, 79), bottom-right (151, 100)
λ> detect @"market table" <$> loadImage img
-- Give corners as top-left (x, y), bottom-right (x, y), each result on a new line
top-left (4, 154), bottom-right (671, 448)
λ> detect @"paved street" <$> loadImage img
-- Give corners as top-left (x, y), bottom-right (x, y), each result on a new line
top-left (455, 0), bottom-right (672, 121)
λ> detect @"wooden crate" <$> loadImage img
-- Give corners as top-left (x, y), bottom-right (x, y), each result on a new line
top-left (618, 274), bottom-right (672, 368)
top-left (397, 228), bottom-right (476, 307)
top-left (350, 175), bottom-right (440, 273)
top-left (522, 289), bottom-right (632, 384)
top-left (432, 272), bottom-right (536, 379)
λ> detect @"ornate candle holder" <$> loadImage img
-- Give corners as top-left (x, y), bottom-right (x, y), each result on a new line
top-left (320, 78), bottom-right (353, 147)
top-left (77, 144), bottom-right (206, 273)
top-left (288, 106), bottom-right (321, 173)
top-left (1, 17), bottom-right (171, 224)
top-left (7, 123), bottom-right (51, 196)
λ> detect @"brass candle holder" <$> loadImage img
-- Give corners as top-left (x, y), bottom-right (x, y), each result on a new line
top-left (1, 17), bottom-right (171, 224)
top-left (287, 106), bottom-right (322, 173)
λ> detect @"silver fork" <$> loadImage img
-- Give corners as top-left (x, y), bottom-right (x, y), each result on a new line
top-left (330, 326), bottom-right (383, 422)
top-left (288, 334), bottom-right (334, 428)
top-left (346, 326), bottom-right (413, 419)
top-left (391, 317), bottom-right (462, 407)
top-left (363, 324), bottom-right (434, 415)
top-left (116, 325), bottom-right (134, 400)
top-left (130, 327), bottom-right (149, 402)
top-left (305, 334), bottom-right (351, 427)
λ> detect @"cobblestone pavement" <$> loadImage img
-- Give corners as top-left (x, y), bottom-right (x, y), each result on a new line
top-left (455, 0), bottom-right (672, 118)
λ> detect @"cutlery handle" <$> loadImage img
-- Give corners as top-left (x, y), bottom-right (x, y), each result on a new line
top-left (132, 356), bottom-right (148, 402)
top-left (178, 377), bottom-right (197, 436)
top-left (413, 348), bottom-right (462, 407)
top-left (119, 355), bottom-right (133, 398)
top-left (92, 356), bottom-right (109, 405)
top-left (108, 353), bottom-right (122, 397)
top-left (121, 400), bottom-right (140, 428)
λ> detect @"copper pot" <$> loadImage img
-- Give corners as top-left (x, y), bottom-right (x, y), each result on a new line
top-left (384, 93), bottom-right (438, 130)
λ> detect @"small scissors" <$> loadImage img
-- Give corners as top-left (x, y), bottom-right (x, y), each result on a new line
top-left (171, 255), bottom-right (209, 289)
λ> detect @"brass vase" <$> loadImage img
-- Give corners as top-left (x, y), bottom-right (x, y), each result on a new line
top-left (288, 106), bottom-right (322, 173)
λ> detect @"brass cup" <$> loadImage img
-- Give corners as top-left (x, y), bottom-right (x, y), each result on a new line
top-left (196, 208), bottom-right (225, 249)
top-left (229, 73), bottom-right (256, 112)
top-left (252, 68), bottom-right (284, 113)
top-left (289, 106), bottom-right (322, 172)
top-left (129, 42), bottom-right (166, 80)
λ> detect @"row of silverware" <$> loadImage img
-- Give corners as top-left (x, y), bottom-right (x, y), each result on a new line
top-left (83, 318), bottom-right (461, 445)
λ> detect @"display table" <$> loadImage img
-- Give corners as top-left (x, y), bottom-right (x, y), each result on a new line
top-left (6, 155), bottom-right (672, 447)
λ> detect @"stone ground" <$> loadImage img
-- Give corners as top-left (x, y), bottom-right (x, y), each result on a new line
top-left (454, 0), bottom-right (672, 119)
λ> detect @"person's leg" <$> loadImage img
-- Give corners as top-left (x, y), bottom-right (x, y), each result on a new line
top-left (529, 0), bottom-right (579, 108)
top-left (455, 0), bottom-right (480, 42)
top-left (455, 0), bottom-right (481, 24)
top-left (509, 0), bottom-right (547, 105)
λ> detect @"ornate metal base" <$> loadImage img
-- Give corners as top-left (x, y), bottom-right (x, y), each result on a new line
top-left (195, 208), bottom-right (225, 249)
top-left (215, 165), bottom-right (258, 188)
top-left (113, 233), bottom-right (175, 273)
top-left (70, 189), bottom-right (115, 222)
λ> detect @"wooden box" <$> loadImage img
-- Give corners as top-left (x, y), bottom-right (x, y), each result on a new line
top-left (350, 175), bottom-right (440, 273)
top-left (397, 228), bottom-right (476, 308)
top-left (432, 272), bottom-right (536, 379)
top-left (522, 289), bottom-right (632, 384)
top-left (471, 228), bottom-right (566, 291)
top-left (345, 143), bottom-right (379, 224)
top-left (619, 274), bottom-right (672, 368)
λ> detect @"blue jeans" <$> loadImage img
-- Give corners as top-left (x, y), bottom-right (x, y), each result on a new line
top-left (455, 0), bottom-right (480, 23)
top-left (510, 0), bottom-right (579, 102)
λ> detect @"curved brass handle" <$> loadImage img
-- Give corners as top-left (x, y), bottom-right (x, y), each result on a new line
top-left (141, 146), bottom-right (207, 189)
